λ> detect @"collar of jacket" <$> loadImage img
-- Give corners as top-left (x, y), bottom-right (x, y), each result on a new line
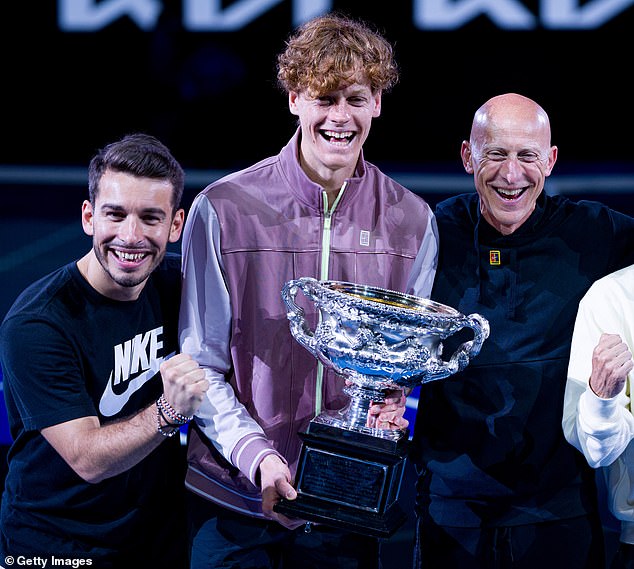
top-left (475, 190), bottom-right (549, 245)
top-left (280, 127), bottom-right (367, 213)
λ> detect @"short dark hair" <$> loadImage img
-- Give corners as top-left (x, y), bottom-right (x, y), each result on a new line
top-left (88, 133), bottom-right (185, 212)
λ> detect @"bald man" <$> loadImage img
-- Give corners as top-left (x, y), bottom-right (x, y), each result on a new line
top-left (410, 93), bottom-right (634, 568)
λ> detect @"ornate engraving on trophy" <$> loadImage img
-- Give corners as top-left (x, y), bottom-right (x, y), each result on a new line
top-left (274, 277), bottom-right (489, 537)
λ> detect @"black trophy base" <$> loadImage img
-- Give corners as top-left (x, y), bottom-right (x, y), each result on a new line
top-left (274, 493), bottom-right (407, 539)
top-left (274, 421), bottom-right (409, 538)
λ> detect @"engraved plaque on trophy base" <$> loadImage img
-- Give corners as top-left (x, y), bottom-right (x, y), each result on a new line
top-left (274, 421), bottom-right (409, 538)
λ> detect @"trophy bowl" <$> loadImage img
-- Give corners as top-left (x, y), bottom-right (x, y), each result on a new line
top-left (282, 277), bottom-right (490, 441)
top-left (276, 277), bottom-right (489, 537)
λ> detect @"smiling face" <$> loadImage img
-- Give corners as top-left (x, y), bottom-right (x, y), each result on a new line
top-left (80, 169), bottom-right (184, 300)
top-left (289, 79), bottom-right (381, 189)
top-left (462, 94), bottom-right (558, 235)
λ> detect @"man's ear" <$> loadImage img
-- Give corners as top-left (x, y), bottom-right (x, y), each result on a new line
top-left (372, 90), bottom-right (382, 118)
top-left (461, 141), bottom-right (474, 174)
top-left (81, 200), bottom-right (94, 236)
top-left (169, 209), bottom-right (185, 243)
top-left (288, 91), bottom-right (300, 117)
top-left (545, 145), bottom-right (558, 177)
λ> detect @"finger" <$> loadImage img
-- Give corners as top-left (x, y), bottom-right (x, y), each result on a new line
top-left (368, 404), bottom-right (389, 416)
top-left (392, 416), bottom-right (409, 429)
top-left (383, 394), bottom-right (405, 405)
top-left (277, 480), bottom-right (297, 501)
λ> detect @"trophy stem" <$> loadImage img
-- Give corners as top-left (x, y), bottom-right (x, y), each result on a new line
top-left (313, 382), bottom-right (404, 441)
top-left (339, 392), bottom-right (372, 430)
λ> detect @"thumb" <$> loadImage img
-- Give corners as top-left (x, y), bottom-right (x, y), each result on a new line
top-left (281, 481), bottom-right (297, 500)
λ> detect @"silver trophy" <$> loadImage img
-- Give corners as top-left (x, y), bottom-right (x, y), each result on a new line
top-left (275, 277), bottom-right (489, 536)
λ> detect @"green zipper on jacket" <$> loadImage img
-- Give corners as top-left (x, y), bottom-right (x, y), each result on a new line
top-left (314, 182), bottom-right (346, 416)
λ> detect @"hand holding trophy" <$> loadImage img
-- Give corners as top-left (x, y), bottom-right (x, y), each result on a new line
top-left (274, 277), bottom-right (489, 537)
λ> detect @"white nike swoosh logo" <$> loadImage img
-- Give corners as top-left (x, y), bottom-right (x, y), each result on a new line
top-left (99, 351), bottom-right (176, 417)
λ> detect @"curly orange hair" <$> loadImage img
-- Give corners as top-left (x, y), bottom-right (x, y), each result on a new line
top-left (277, 13), bottom-right (399, 98)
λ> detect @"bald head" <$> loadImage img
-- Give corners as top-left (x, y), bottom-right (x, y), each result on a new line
top-left (471, 93), bottom-right (551, 148)
top-left (461, 93), bottom-right (558, 235)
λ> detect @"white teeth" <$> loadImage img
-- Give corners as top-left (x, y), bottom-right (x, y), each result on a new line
top-left (497, 188), bottom-right (524, 197)
top-left (116, 251), bottom-right (144, 261)
top-left (323, 130), bottom-right (353, 139)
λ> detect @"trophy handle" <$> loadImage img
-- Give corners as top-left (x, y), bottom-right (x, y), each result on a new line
top-left (422, 312), bottom-right (490, 383)
top-left (281, 278), bottom-right (320, 358)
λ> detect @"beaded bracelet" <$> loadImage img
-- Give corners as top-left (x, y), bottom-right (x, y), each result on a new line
top-left (156, 405), bottom-right (180, 438)
top-left (156, 394), bottom-right (192, 425)
top-left (157, 405), bottom-right (180, 428)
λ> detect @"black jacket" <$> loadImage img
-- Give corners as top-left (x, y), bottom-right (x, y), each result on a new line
top-left (412, 191), bottom-right (634, 527)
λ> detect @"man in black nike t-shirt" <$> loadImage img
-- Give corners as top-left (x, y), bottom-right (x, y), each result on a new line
top-left (0, 134), bottom-right (209, 568)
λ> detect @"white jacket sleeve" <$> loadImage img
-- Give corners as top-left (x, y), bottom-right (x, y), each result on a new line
top-left (179, 194), bottom-right (267, 464)
top-left (406, 206), bottom-right (439, 299)
top-left (563, 278), bottom-right (634, 468)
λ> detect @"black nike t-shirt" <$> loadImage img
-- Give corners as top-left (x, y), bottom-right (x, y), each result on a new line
top-left (0, 253), bottom-right (187, 566)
